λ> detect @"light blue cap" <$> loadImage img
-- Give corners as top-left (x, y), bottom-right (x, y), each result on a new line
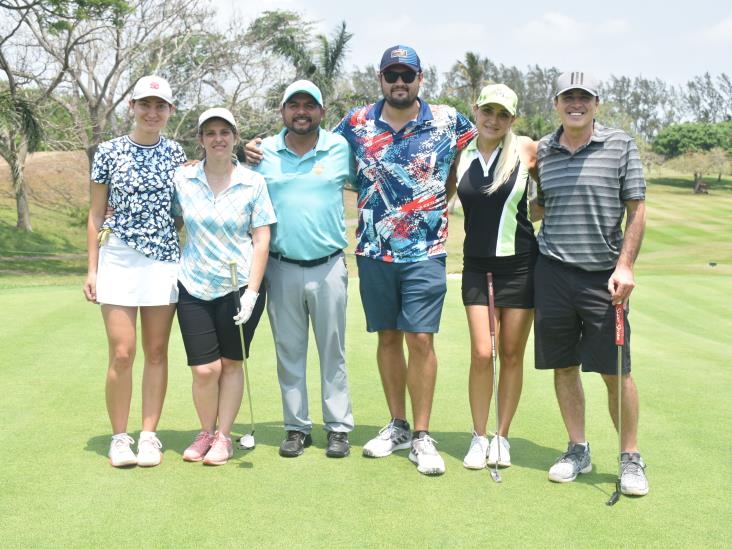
top-left (281, 80), bottom-right (324, 107)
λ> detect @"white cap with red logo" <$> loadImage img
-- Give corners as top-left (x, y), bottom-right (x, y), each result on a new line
top-left (131, 75), bottom-right (174, 104)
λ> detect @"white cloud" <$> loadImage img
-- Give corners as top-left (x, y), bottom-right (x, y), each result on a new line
top-left (693, 16), bottom-right (732, 45)
top-left (513, 12), bottom-right (630, 45)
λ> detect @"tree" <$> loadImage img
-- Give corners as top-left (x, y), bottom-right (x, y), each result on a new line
top-left (653, 121), bottom-right (732, 157)
top-left (0, 0), bottom-right (128, 230)
top-left (442, 52), bottom-right (493, 106)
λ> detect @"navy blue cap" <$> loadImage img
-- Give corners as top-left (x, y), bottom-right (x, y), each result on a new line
top-left (379, 45), bottom-right (421, 72)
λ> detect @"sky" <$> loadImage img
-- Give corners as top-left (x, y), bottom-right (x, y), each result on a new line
top-left (219, 0), bottom-right (731, 85)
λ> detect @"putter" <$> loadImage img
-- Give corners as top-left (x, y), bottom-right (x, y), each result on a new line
top-left (487, 273), bottom-right (502, 483)
top-left (228, 261), bottom-right (256, 450)
top-left (606, 303), bottom-right (624, 506)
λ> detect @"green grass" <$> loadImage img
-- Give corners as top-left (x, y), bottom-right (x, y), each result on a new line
top-left (1, 174), bottom-right (731, 547)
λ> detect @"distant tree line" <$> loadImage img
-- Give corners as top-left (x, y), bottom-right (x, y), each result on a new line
top-left (1, 1), bottom-right (730, 231)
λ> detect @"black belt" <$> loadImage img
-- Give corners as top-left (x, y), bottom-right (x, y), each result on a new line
top-left (269, 250), bottom-right (342, 268)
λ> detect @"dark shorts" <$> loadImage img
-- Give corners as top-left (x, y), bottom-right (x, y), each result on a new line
top-left (176, 282), bottom-right (266, 366)
top-left (534, 255), bottom-right (631, 375)
top-left (357, 255), bottom-right (447, 333)
top-left (462, 253), bottom-right (537, 308)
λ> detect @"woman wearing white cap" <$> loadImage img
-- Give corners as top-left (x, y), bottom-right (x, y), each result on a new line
top-left (84, 75), bottom-right (186, 467)
top-left (454, 84), bottom-right (538, 471)
top-left (173, 108), bottom-right (275, 465)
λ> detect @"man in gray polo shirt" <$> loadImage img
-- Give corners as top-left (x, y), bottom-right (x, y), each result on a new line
top-left (533, 71), bottom-right (649, 496)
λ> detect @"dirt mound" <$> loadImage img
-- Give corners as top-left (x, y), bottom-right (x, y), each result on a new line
top-left (0, 151), bottom-right (90, 208)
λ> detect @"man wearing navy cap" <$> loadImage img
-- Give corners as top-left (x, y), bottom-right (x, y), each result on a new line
top-left (247, 47), bottom-right (475, 475)
top-left (334, 45), bottom-right (476, 476)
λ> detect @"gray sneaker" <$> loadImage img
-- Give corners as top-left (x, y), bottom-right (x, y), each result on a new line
top-left (620, 452), bottom-right (649, 496)
top-left (362, 419), bottom-right (411, 457)
top-left (548, 442), bottom-right (592, 482)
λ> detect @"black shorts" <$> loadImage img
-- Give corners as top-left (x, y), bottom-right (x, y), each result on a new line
top-left (176, 282), bottom-right (266, 366)
top-left (533, 255), bottom-right (631, 375)
top-left (461, 253), bottom-right (536, 308)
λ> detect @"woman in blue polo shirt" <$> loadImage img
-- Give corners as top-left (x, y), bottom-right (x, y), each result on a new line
top-left (84, 75), bottom-right (186, 468)
top-left (173, 108), bottom-right (275, 466)
top-left (455, 84), bottom-right (538, 471)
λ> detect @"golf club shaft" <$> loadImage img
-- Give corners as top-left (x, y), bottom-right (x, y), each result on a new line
top-left (487, 273), bottom-right (501, 481)
top-left (229, 261), bottom-right (255, 435)
top-left (615, 303), bottom-right (624, 478)
top-left (607, 303), bottom-right (625, 505)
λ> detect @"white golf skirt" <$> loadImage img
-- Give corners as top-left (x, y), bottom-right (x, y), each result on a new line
top-left (96, 234), bottom-right (179, 306)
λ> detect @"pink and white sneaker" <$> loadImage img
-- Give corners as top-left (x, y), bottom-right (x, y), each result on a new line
top-left (183, 431), bottom-right (215, 462)
top-left (203, 431), bottom-right (233, 466)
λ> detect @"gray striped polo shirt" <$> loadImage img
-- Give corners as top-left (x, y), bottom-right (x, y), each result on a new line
top-left (536, 123), bottom-right (646, 271)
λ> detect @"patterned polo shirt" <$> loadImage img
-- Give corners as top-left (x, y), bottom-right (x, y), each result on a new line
top-left (172, 162), bottom-right (277, 300)
top-left (333, 99), bottom-right (476, 263)
top-left (91, 135), bottom-right (186, 262)
top-left (536, 122), bottom-right (646, 271)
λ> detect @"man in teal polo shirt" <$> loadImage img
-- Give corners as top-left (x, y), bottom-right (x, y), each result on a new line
top-left (254, 80), bottom-right (355, 458)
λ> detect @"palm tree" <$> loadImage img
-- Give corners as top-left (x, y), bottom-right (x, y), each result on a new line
top-left (0, 91), bottom-right (43, 231)
top-left (449, 52), bottom-right (494, 106)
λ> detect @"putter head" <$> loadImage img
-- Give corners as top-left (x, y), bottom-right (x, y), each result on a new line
top-left (490, 468), bottom-right (502, 483)
top-left (606, 479), bottom-right (621, 506)
top-left (238, 433), bottom-right (256, 450)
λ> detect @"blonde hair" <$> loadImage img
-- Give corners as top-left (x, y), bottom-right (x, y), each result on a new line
top-left (483, 129), bottom-right (519, 195)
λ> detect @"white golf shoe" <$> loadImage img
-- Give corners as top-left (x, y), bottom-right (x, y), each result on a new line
top-left (136, 432), bottom-right (163, 467)
top-left (409, 433), bottom-right (445, 476)
top-left (548, 442), bottom-right (592, 482)
top-left (362, 419), bottom-right (411, 458)
top-left (487, 435), bottom-right (511, 467)
top-left (620, 452), bottom-right (649, 496)
top-left (463, 432), bottom-right (489, 469)
top-left (108, 433), bottom-right (136, 467)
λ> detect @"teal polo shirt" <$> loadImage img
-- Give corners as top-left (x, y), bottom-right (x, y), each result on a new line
top-left (254, 127), bottom-right (354, 260)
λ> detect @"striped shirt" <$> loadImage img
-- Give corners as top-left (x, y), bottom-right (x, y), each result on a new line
top-left (536, 123), bottom-right (646, 271)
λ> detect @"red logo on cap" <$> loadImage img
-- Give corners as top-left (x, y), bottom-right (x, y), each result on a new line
top-left (150, 82), bottom-right (160, 89)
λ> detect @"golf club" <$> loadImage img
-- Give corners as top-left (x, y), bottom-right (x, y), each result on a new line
top-left (228, 261), bottom-right (256, 451)
top-left (606, 303), bottom-right (624, 506)
top-left (487, 272), bottom-right (501, 483)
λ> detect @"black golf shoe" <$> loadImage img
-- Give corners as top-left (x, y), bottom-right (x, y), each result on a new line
top-left (279, 431), bottom-right (312, 457)
top-left (325, 431), bottom-right (350, 458)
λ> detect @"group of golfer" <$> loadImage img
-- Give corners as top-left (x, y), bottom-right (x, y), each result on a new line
top-left (84, 43), bottom-right (649, 497)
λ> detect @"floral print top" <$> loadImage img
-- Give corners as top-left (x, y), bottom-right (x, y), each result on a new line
top-left (91, 135), bottom-right (187, 262)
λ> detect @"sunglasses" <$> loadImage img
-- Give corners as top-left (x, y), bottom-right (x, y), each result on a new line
top-left (382, 70), bottom-right (418, 84)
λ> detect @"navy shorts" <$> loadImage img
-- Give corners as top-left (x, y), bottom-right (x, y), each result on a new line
top-left (357, 255), bottom-right (447, 333)
top-left (176, 282), bottom-right (266, 366)
top-left (533, 255), bottom-right (631, 375)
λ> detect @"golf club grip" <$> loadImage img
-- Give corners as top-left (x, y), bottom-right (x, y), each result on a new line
top-left (487, 272), bottom-right (496, 335)
top-left (228, 261), bottom-right (241, 310)
top-left (614, 303), bottom-right (624, 346)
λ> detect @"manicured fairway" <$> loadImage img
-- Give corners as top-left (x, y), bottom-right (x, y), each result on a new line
top-left (1, 179), bottom-right (730, 547)
top-left (1, 274), bottom-right (730, 547)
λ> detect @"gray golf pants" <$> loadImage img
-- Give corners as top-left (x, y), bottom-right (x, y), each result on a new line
top-left (264, 253), bottom-right (354, 434)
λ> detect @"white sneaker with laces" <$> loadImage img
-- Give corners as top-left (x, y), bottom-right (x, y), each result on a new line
top-left (362, 420), bottom-right (411, 458)
top-left (409, 434), bottom-right (445, 476)
top-left (108, 433), bottom-right (136, 467)
top-left (487, 435), bottom-right (511, 467)
top-left (620, 452), bottom-right (649, 496)
top-left (136, 432), bottom-right (163, 467)
top-left (463, 432), bottom-right (489, 470)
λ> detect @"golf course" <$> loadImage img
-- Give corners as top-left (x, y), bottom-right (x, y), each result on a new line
top-left (0, 170), bottom-right (730, 548)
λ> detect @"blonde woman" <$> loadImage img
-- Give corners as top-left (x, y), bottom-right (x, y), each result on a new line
top-left (455, 84), bottom-right (538, 470)
top-left (84, 76), bottom-right (186, 467)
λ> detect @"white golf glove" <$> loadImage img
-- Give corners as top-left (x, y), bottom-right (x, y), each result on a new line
top-left (233, 289), bottom-right (259, 326)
